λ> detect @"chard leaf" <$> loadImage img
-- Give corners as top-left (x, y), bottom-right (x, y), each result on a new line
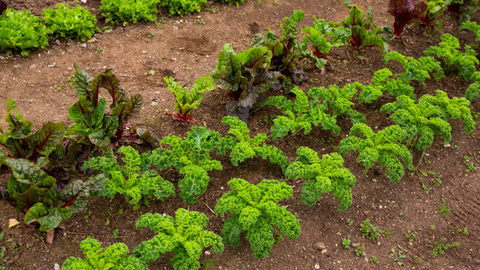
top-left (73, 63), bottom-right (93, 97)
top-left (30, 121), bottom-right (65, 156)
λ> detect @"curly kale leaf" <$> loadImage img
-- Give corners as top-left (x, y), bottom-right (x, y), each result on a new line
top-left (134, 209), bottom-right (224, 269)
top-left (286, 147), bottom-right (356, 210)
top-left (418, 90), bottom-right (476, 134)
top-left (221, 116), bottom-right (289, 173)
top-left (466, 81), bottom-right (480, 103)
top-left (82, 146), bottom-right (175, 210)
top-left (62, 237), bottom-right (148, 270)
top-left (460, 21), bottom-right (480, 41)
top-left (338, 123), bottom-right (412, 183)
top-left (262, 88), bottom-right (340, 138)
top-left (214, 178), bottom-right (300, 259)
top-left (384, 51), bottom-right (444, 84)
top-left (42, 4), bottom-right (99, 42)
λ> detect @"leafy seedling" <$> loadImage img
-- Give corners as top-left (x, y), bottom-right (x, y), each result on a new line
top-left (342, 238), bottom-right (351, 249)
top-left (437, 199), bottom-right (453, 217)
top-left (388, 245), bottom-right (408, 266)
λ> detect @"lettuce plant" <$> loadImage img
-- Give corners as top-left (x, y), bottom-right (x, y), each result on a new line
top-left (252, 10), bottom-right (325, 90)
top-left (214, 178), bottom-right (301, 259)
top-left (338, 123), bottom-right (412, 183)
top-left (160, 0), bottom-right (207, 16)
top-left (67, 64), bottom-right (143, 153)
top-left (82, 146), bottom-right (175, 210)
top-left (146, 126), bottom-right (224, 204)
top-left (62, 237), bottom-right (148, 270)
top-left (380, 95), bottom-right (452, 150)
top-left (388, 0), bottom-right (426, 42)
top-left (465, 81), bottom-right (480, 102)
top-left (0, 9), bottom-right (49, 57)
top-left (99, 0), bottom-right (160, 24)
top-left (5, 158), bottom-right (106, 232)
top-left (307, 84), bottom-right (366, 128)
top-left (0, 98), bottom-right (65, 169)
top-left (423, 34), bottom-right (480, 81)
top-left (42, 4), bottom-right (100, 42)
top-left (262, 88), bottom-right (340, 138)
top-left (134, 209), bottom-right (224, 270)
top-left (211, 44), bottom-right (280, 122)
top-left (356, 68), bottom-right (416, 103)
top-left (301, 17), bottom-right (351, 74)
top-left (341, 1), bottom-right (392, 53)
top-left (221, 116), bottom-right (290, 173)
top-left (384, 51), bottom-right (444, 84)
top-left (420, 0), bottom-right (448, 36)
top-left (286, 147), bottom-right (356, 210)
top-left (164, 76), bottom-right (215, 122)
top-left (459, 21), bottom-right (480, 41)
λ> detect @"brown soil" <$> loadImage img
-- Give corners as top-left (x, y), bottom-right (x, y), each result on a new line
top-left (1, 0), bottom-right (480, 269)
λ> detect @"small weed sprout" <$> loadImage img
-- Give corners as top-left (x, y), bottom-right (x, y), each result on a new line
top-left (464, 156), bottom-right (477, 172)
top-left (437, 199), bottom-right (453, 217)
top-left (355, 246), bottom-right (366, 257)
top-left (369, 256), bottom-right (379, 264)
top-left (430, 238), bottom-right (458, 258)
top-left (113, 229), bottom-right (119, 239)
top-left (342, 238), bottom-right (351, 249)
top-left (361, 220), bottom-right (382, 241)
top-left (389, 246), bottom-right (408, 266)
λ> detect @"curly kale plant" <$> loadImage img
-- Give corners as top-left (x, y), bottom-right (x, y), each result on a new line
top-left (62, 237), bottom-right (148, 270)
top-left (212, 44), bottom-right (280, 122)
top-left (164, 76), bottom-right (215, 122)
top-left (251, 10), bottom-right (324, 90)
top-left (286, 147), bottom-right (356, 210)
top-left (67, 64), bottom-right (143, 153)
top-left (466, 81), bottom-right (480, 103)
top-left (83, 146), bottom-right (174, 210)
top-left (380, 95), bottom-right (452, 150)
top-left (5, 158), bottom-right (106, 232)
top-left (384, 51), bottom-right (444, 84)
top-left (160, 0), bottom-right (206, 16)
top-left (338, 123), bottom-right (412, 183)
top-left (356, 68), bottom-right (416, 103)
top-left (460, 21), bottom-right (480, 41)
top-left (423, 34), bottom-right (480, 81)
top-left (42, 4), bottom-right (100, 42)
top-left (99, 0), bottom-right (160, 24)
top-left (262, 88), bottom-right (339, 139)
top-left (221, 116), bottom-right (290, 173)
top-left (418, 90), bottom-right (476, 134)
top-left (307, 84), bottom-right (366, 127)
top-left (146, 126), bottom-right (223, 204)
top-left (134, 209), bottom-right (224, 270)
top-left (214, 178), bottom-right (301, 259)
top-left (0, 9), bottom-right (49, 57)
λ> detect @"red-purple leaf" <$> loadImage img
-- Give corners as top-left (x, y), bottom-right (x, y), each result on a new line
top-left (388, 0), bottom-right (427, 36)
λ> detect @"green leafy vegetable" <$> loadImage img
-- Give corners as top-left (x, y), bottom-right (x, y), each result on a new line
top-left (446, 0), bottom-right (479, 22)
top-left (42, 4), bottom-right (99, 42)
top-left (384, 51), bottom-right (444, 84)
top-left (62, 237), bottom-right (148, 270)
top-left (214, 178), bottom-right (301, 259)
top-left (423, 34), bottom-right (480, 81)
top-left (160, 0), bottom-right (207, 16)
top-left (286, 147), bottom-right (356, 210)
top-left (459, 21), bottom-right (480, 41)
top-left (164, 76), bottom-right (215, 122)
top-left (338, 123), bottom-right (412, 183)
top-left (99, 0), bottom-right (160, 24)
top-left (82, 146), bottom-right (175, 210)
top-left (0, 9), bottom-right (49, 57)
top-left (134, 209), bottom-right (224, 270)
top-left (465, 81), bottom-right (480, 102)
top-left (262, 88), bottom-right (339, 138)
top-left (420, 0), bottom-right (448, 36)
top-left (356, 68), bottom-right (416, 103)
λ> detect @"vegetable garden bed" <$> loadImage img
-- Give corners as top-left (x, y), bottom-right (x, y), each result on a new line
top-left (0, 0), bottom-right (480, 269)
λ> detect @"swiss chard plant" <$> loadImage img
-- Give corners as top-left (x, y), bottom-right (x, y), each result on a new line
top-left (341, 0), bottom-right (392, 53)
top-left (42, 4), bottom-right (100, 42)
top-left (82, 146), bottom-right (175, 210)
top-left (420, 0), bottom-right (448, 36)
top-left (446, 0), bottom-right (479, 22)
top-left (5, 158), bottom-right (106, 232)
top-left (459, 21), bottom-right (480, 41)
top-left (214, 178), bottom-right (301, 259)
top-left (384, 51), bottom-right (444, 84)
top-left (251, 10), bottom-right (324, 90)
top-left (211, 44), bottom-right (280, 122)
top-left (0, 98), bottom-right (65, 169)
top-left (67, 64), bottom-right (143, 153)
top-left (388, 0), bottom-right (427, 43)
top-left (164, 76), bottom-right (215, 122)
top-left (0, 0), bottom-right (6, 15)
top-left (160, 0), bottom-right (207, 16)
top-left (146, 126), bottom-right (224, 204)
top-left (285, 147), bottom-right (357, 210)
top-left (338, 123), bottom-right (413, 183)
top-left (380, 95), bottom-right (452, 150)
top-left (262, 88), bottom-right (340, 138)
top-left (307, 84), bottom-right (366, 128)
top-left (423, 34), bottom-right (480, 81)
top-left (99, 0), bottom-right (160, 24)
top-left (301, 17), bottom-right (351, 74)
top-left (221, 116), bottom-right (290, 173)
top-left (62, 236), bottom-right (149, 270)
top-left (134, 209), bottom-right (224, 270)
top-left (465, 81), bottom-right (480, 102)
top-left (0, 9), bottom-right (49, 57)
top-left (356, 68), bottom-right (416, 103)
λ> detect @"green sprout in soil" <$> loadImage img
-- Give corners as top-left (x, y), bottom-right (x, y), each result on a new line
top-left (464, 156), bottom-right (477, 172)
top-left (148, 33), bottom-right (155, 38)
top-left (342, 238), bottom-right (351, 249)
top-left (355, 246), bottom-right (366, 257)
top-left (369, 256), bottom-right (379, 264)
top-left (430, 238), bottom-right (458, 258)
top-left (413, 255), bottom-right (424, 263)
top-left (361, 220), bottom-right (382, 241)
top-left (437, 199), bottom-right (453, 217)
top-left (389, 246), bottom-right (408, 266)
top-left (456, 226), bottom-right (468, 235)
top-left (113, 229), bottom-right (119, 239)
